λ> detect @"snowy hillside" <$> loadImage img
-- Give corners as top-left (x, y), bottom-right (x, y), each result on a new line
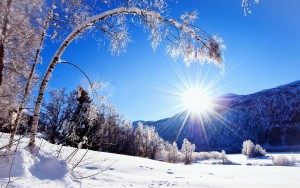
top-left (0, 133), bottom-right (300, 188)
top-left (135, 80), bottom-right (300, 152)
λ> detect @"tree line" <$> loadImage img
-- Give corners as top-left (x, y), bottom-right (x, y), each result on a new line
top-left (38, 87), bottom-right (196, 164)
top-left (0, 0), bottom-right (256, 156)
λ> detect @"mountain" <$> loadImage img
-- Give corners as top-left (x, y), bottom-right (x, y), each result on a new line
top-left (134, 81), bottom-right (300, 153)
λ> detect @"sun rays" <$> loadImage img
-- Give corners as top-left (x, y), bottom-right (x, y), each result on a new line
top-left (181, 86), bottom-right (213, 115)
top-left (151, 63), bottom-right (237, 145)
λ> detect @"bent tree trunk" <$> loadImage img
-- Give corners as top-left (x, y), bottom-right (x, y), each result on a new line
top-left (28, 7), bottom-right (158, 149)
top-left (28, 6), bottom-right (213, 149)
top-left (7, 4), bottom-right (56, 151)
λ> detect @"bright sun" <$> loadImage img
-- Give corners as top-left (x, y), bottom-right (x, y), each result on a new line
top-left (182, 87), bottom-right (213, 114)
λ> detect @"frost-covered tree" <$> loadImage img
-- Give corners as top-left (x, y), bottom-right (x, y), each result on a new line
top-left (167, 142), bottom-right (180, 163)
top-left (181, 138), bottom-right (195, 164)
top-left (0, 0), bottom-right (12, 86)
top-left (142, 126), bottom-right (164, 159)
top-left (65, 86), bottom-right (95, 146)
top-left (37, 86), bottom-right (124, 151)
top-left (28, 0), bottom-right (226, 149)
top-left (148, 128), bottom-right (165, 159)
top-left (0, 0), bottom-right (41, 137)
top-left (134, 122), bottom-right (145, 156)
top-left (115, 122), bottom-right (135, 155)
top-left (90, 104), bottom-right (124, 151)
top-left (39, 88), bottom-right (69, 143)
top-left (0, 0), bottom-right (42, 85)
top-left (132, 122), bottom-right (165, 158)
top-left (8, 0), bottom-right (94, 150)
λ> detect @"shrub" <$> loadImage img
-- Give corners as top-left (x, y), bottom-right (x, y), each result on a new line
top-left (242, 140), bottom-right (266, 158)
top-left (193, 152), bottom-right (221, 161)
top-left (272, 155), bottom-right (296, 166)
top-left (221, 150), bottom-right (232, 165)
top-left (210, 151), bottom-right (222, 159)
top-left (254, 144), bottom-right (267, 156)
top-left (192, 151), bottom-right (232, 164)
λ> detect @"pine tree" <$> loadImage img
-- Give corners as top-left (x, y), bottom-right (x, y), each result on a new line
top-left (66, 86), bottom-right (92, 147)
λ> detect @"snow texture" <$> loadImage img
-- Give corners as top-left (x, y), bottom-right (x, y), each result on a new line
top-left (1, 133), bottom-right (300, 187)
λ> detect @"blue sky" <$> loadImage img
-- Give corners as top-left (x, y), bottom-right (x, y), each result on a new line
top-left (40, 0), bottom-right (300, 121)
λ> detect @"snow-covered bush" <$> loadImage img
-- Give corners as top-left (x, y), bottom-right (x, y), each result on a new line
top-left (193, 152), bottom-right (211, 161)
top-left (192, 150), bottom-right (231, 164)
top-left (210, 151), bottom-right (223, 159)
top-left (242, 140), bottom-right (266, 158)
top-left (193, 151), bottom-right (222, 161)
top-left (242, 140), bottom-right (255, 157)
top-left (272, 156), bottom-right (296, 166)
top-left (221, 150), bottom-right (232, 165)
top-left (254, 144), bottom-right (266, 156)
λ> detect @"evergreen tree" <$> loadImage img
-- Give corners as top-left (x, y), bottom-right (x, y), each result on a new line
top-left (67, 86), bottom-right (92, 147)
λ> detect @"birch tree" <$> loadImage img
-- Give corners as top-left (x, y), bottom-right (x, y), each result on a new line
top-left (0, 0), bottom-right (12, 86)
top-left (0, 0), bottom-right (41, 133)
top-left (7, 0), bottom-right (93, 150)
top-left (28, 0), bottom-right (225, 149)
top-left (6, 0), bottom-right (49, 150)
top-left (0, 0), bottom-right (42, 85)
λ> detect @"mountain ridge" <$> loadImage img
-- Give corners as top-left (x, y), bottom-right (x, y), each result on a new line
top-left (134, 80), bottom-right (300, 153)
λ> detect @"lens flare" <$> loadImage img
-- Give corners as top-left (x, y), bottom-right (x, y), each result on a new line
top-left (181, 86), bottom-right (213, 115)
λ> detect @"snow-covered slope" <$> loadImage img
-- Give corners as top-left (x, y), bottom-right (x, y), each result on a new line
top-left (0, 133), bottom-right (300, 188)
top-left (136, 80), bottom-right (300, 152)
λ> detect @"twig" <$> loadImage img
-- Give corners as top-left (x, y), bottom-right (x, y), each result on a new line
top-left (76, 157), bottom-right (108, 168)
top-left (65, 148), bottom-right (79, 162)
top-left (75, 160), bottom-right (116, 180)
top-left (59, 61), bottom-right (93, 87)
top-left (72, 149), bottom-right (88, 171)
top-left (0, 135), bottom-right (26, 150)
top-left (34, 139), bottom-right (44, 157)
top-left (56, 144), bottom-right (63, 158)
top-left (6, 156), bottom-right (16, 188)
top-left (0, 155), bottom-right (10, 168)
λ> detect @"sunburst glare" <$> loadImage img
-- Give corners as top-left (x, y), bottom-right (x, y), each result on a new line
top-left (150, 62), bottom-right (233, 144)
top-left (181, 86), bottom-right (213, 115)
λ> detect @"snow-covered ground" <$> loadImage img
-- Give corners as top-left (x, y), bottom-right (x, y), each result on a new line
top-left (1, 133), bottom-right (299, 188)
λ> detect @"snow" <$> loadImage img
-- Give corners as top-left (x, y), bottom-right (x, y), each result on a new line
top-left (1, 133), bottom-right (300, 187)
